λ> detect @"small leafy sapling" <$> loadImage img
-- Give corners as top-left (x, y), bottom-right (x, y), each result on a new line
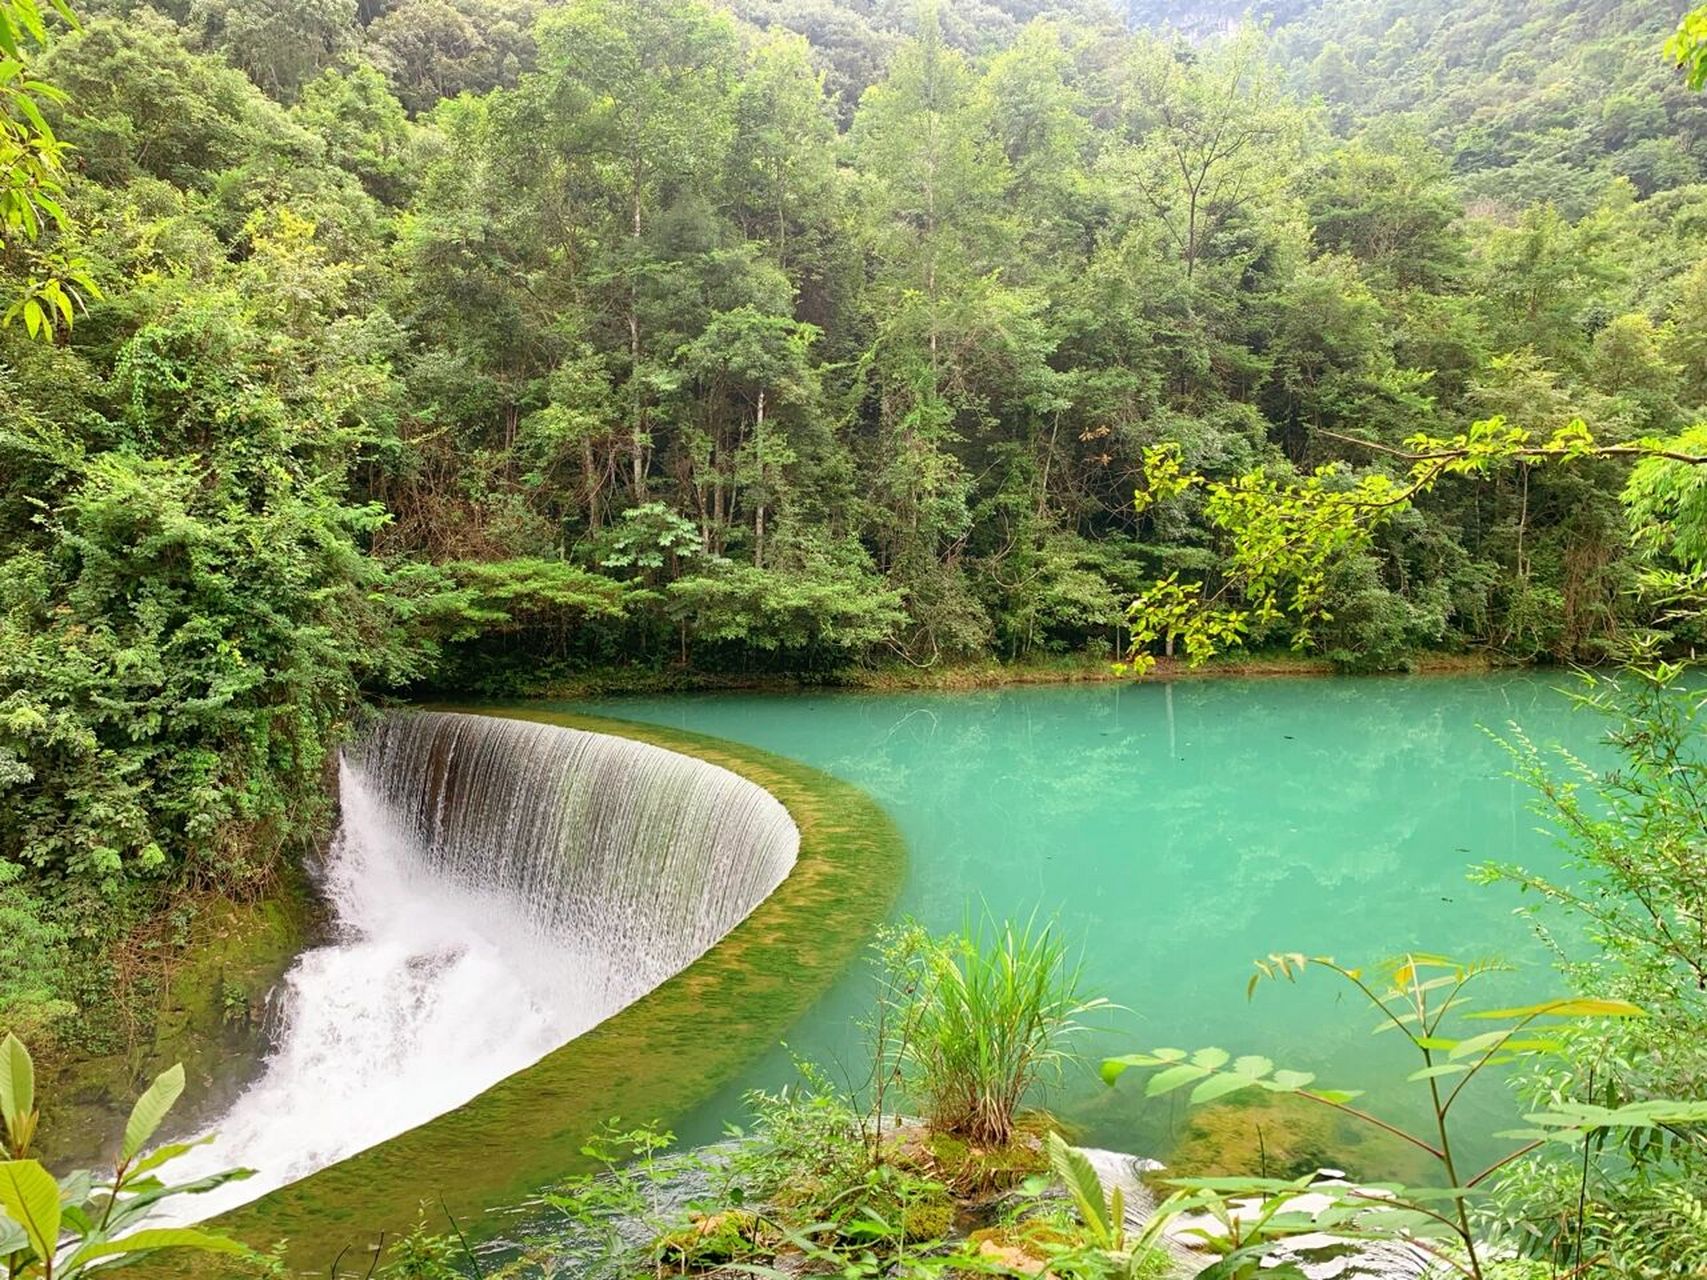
top-left (1046, 1132), bottom-right (1130, 1256)
top-left (0, 1032), bottom-right (256, 1279)
top-left (1101, 954), bottom-right (1705, 1280)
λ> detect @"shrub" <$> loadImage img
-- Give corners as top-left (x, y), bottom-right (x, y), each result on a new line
top-left (1475, 663), bottom-right (1707, 1268)
top-left (0, 1033), bottom-right (258, 1277)
top-left (895, 914), bottom-right (1106, 1147)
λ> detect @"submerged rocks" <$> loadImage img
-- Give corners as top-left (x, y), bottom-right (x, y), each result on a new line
top-left (1257, 1233), bottom-right (1436, 1279)
top-left (1121, 1159), bottom-right (1437, 1280)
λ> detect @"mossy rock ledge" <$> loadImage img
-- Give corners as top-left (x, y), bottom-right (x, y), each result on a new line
top-left (33, 873), bottom-right (318, 1171)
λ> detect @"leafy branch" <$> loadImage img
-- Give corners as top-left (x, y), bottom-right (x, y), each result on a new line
top-left (1121, 417), bottom-right (1707, 675)
top-left (0, 1034), bottom-right (253, 1280)
top-left (0, 0), bottom-right (100, 340)
top-left (1100, 952), bottom-right (1675, 1280)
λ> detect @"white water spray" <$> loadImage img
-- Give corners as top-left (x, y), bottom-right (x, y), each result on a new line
top-left (160, 712), bottom-right (799, 1221)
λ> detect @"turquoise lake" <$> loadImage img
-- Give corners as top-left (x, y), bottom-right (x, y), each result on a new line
top-left (556, 673), bottom-right (1604, 1177)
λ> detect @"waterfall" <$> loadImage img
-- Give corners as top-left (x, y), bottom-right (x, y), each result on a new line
top-left (158, 711), bottom-right (799, 1221)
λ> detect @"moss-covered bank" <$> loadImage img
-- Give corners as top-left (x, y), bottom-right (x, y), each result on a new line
top-left (33, 872), bottom-right (318, 1169)
top-left (170, 709), bottom-right (906, 1274)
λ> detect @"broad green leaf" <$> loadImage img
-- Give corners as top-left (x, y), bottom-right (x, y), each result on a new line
top-left (1191, 1073), bottom-right (1258, 1105)
top-left (1408, 1063), bottom-right (1471, 1082)
top-left (126, 1135), bottom-right (213, 1179)
top-left (0, 1160), bottom-right (60, 1262)
top-left (12, 0), bottom-right (45, 43)
top-left (0, 1209), bottom-right (26, 1255)
top-left (1046, 1133), bottom-right (1110, 1242)
top-left (1232, 1055), bottom-right (1273, 1079)
top-left (1165, 1175), bottom-right (1317, 1193)
top-left (1101, 1055), bottom-right (1152, 1085)
top-left (56, 1167), bottom-right (91, 1205)
top-left (1191, 1047), bottom-right (1231, 1071)
top-left (1146, 1064), bottom-right (1210, 1096)
top-left (0, 1035), bottom-right (33, 1146)
top-left (1265, 1069), bottom-right (1316, 1091)
top-left (13, 90), bottom-right (48, 139)
top-left (1371, 1010), bottom-right (1424, 1035)
top-left (65, 1226), bottom-right (248, 1268)
top-left (123, 1063), bottom-right (184, 1162)
top-left (98, 1168), bottom-right (253, 1237)
top-left (1312, 1089), bottom-right (1366, 1105)
top-left (1447, 1030), bottom-right (1516, 1060)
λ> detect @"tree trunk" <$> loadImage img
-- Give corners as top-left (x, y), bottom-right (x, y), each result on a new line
top-left (754, 387), bottom-right (767, 568)
top-left (582, 437), bottom-right (603, 531)
top-left (629, 173), bottom-right (647, 499)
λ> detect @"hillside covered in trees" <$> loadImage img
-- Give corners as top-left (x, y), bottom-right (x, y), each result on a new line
top-left (2, 0), bottom-right (1706, 1041)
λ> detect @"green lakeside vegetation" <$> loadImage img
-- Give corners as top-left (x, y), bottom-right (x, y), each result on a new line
top-left (297, 681), bottom-right (1707, 1280)
top-left (320, 676), bottom-right (1705, 1279)
top-left (2, 0), bottom-right (1707, 1275)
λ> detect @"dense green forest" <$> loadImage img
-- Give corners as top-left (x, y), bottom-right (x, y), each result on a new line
top-left (3, 0), bottom-right (1706, 1044)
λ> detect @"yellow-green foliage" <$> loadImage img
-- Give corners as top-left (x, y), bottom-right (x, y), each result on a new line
top-left (897, 1187), bottom-right (956, 1242)
top-left (657, 1210), bottom-right (769, 1267)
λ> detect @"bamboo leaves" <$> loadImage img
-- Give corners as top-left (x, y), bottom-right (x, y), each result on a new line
top-left (1469, 998), bottom-right (1645, 1020)
top-left (1502, 1099), bottom-right (1707, 1144)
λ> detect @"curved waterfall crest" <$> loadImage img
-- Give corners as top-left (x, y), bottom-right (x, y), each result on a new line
top-left (353, 708), bottom-right (801, 993)
top-left (164, 709), bottom-right (799, 1223)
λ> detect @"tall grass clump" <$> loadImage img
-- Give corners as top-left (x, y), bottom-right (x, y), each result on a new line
top-left (900, 913), bottom-right (1106, 1146)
